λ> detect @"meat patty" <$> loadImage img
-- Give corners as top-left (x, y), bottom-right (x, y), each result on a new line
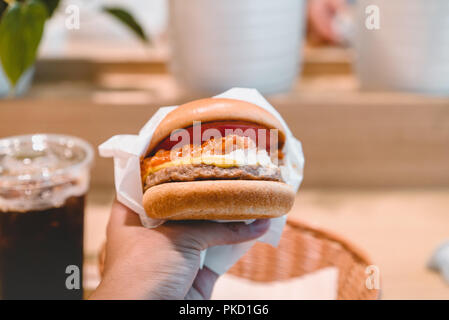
top-left (145, 164), bottom-right (282, 190)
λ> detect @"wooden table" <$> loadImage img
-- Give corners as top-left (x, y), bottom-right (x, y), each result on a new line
top-left (84, 188), bottom-right (449, 299)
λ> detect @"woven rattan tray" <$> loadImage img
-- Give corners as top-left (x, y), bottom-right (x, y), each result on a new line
top-left (228, 219), bottom-right (380, 300)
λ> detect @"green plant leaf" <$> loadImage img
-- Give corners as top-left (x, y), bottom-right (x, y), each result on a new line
top-left (0, 0), bottom-right (48, 86)
top-left (40, 0), bottom-right (59, 17)
top-left (0, 1), bottom-right (8, 20)
top-left (102, 6), bottom-right (150, 44)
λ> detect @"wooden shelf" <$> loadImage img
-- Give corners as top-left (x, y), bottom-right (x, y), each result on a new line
top-left (2, 53), bottom-right (449, 189)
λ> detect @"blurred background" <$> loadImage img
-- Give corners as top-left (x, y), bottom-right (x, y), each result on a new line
top-left (1, 0), bottom-right (449, 299)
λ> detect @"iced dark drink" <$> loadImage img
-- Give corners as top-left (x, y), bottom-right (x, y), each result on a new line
top-left (0, 135), bottom-right (93, 300)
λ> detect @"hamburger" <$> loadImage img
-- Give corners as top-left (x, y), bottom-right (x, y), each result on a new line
top-left (140, 98), bottom-right (295, 220)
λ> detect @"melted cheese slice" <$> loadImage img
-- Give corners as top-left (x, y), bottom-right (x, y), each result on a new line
top-left (144, 148), bottom-right (277, 176)
top-left (145, 156), bottom-right (238, 174)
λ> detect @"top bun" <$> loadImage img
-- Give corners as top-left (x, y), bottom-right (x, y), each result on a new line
top-left (144, 98), bottom-right (286, 157)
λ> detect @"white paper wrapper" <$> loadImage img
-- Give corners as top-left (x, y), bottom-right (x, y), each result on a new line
top-left (99, 88), bottom-right (304, 275)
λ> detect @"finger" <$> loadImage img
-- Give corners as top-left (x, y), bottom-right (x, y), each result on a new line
top-left (329, 0), bottom-right (346, 12)
top-left (107, 199), bottom-right (142, 237)
top-left (176, 219), bottom-right (271, 251)
top-left (110, 199), bottom-right (142, 227)
top-left (189, 267), bottom-right (219, 300)
top-left (103, 200), bottom-right (146, 271)
top-left (308, 0), bottom-right (338, 43)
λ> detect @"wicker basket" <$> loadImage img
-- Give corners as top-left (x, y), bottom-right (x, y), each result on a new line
top-left (228, 219), bottom-right (380, 300)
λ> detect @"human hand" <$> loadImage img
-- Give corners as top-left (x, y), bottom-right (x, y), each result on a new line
top-left (90, 200), bottom-right (271, 300)
top-left (308, 0), bottom-right (346, 44)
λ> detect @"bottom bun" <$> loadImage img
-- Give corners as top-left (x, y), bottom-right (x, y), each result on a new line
top-left (143, 180), bottom-right (295, 220)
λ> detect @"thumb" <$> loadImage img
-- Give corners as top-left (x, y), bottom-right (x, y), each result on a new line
top-left (176, 219), bottom-right (271, 251)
